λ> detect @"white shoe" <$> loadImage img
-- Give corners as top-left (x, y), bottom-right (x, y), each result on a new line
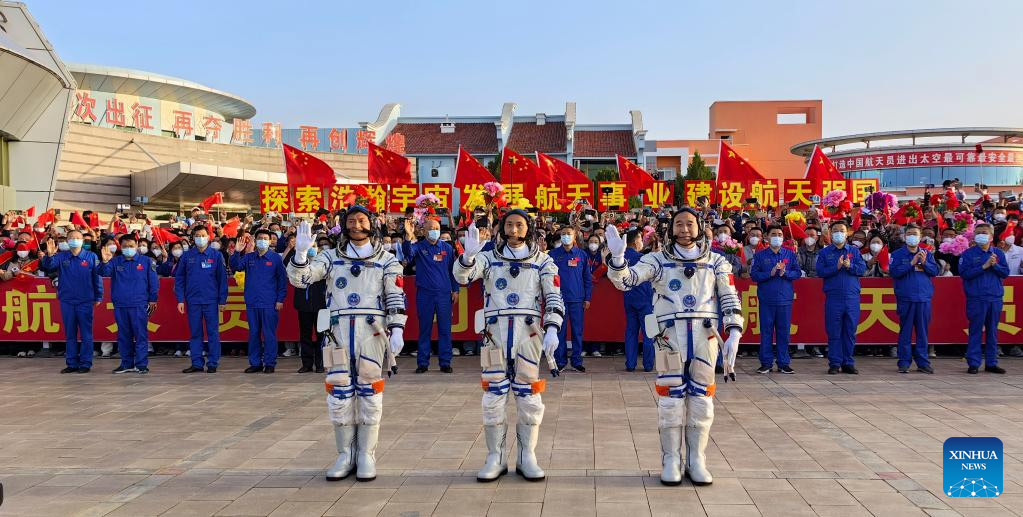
top-left (16, 351), bottom-right (26, 358)
top-left (26, 350), bottom-right (35, 357)
top-left (477, 424), bottom-right (508, 482)
top-left (282, 349), bottom-right (296, 357)
top-left (174, 350), bottom-right (183, 357)
top-left (452, 348), bottom-right (462, 356)
top-left (592, 351), bottom-right (602, 358)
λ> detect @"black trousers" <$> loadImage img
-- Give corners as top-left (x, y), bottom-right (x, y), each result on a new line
top-left (297, 310), bottom-right (324, 369)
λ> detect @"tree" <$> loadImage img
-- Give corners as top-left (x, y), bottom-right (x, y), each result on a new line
top-left (486, 157), bottom-right (500, 181)
top-left (675, 151), bottom-right (714, 206)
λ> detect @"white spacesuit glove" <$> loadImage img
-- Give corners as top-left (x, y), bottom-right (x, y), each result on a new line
top-left (462, 223), bottom-right (484, 261)
top-left (542, 327), bottom-right (559, 357)
top-left (723, 329), bottom-right (741, 369)
top-left (292, 220), bottom-right (314, 264)
top-left (389, 327), bottom-right (404, 356)
top-left (604, 224), bottom-right (626, 264)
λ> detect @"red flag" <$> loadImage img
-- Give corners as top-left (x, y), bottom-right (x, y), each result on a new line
top-left (199, 192), bottom-right (224, 213)
top-left (25, 206), bottom-right (35, 218)
top-left (454, 146), bottom-right (496, 191)
top-left (501, 148), bottom-right (549, 197)
top-left (716, 140), bottom-right (766, 185)
top-left (537, 152), bottom-right (590, 186)
top-left (0, 251), bottom-right (11, 267)
top-left (852, 207), bottom-right (862, 230)
top-left (222, 217), bottom-right (242, 238)
top-left (88, 212), bottom-right (100, 229)
top-left (367, 142), bottom-right (412, 184)
top-left (35, 209), bottom-right (55, 227)
top-left (616, 155), bottom-right (656, 197)
top-left (803, 144), bottom-right (843, 195)
top-left (70, 211), bottom-right (88, 228)
top-left (153, 227), bottom-right (182, 246)
top-left (283, 143), bottom-right (337, 186)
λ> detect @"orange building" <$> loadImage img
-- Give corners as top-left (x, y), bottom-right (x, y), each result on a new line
top-left (646, 100), bottom-right (822, 180)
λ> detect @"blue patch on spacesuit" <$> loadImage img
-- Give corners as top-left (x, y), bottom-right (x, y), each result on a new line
top-left (495, 278), bottom-right (507, 290)
top-left (347, 293), bottom-right (360, 306)
top-left (335, 277), bottom-right (347, 289)
top-left (683, 294), bottom-right (696, 307)
top-left (506, 293), bottom-right (520, 305)
top-left (669, 279), bottom-right (682, 291)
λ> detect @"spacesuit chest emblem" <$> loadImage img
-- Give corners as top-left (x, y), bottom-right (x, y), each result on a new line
top-left (668, 279), bottom-right (682, 291)
top-left (684, 266), bottom-right (696, 278)
top-left (347, 293), bottom-right (361, 306)
top-left (683, 294), bottom-right (697, 308)
top-left (335, 277), bottom-right (347, 289)
top-left (495, 278), bottom-right (507, 290)
top-left (506, 293), bottom-right (520, 305)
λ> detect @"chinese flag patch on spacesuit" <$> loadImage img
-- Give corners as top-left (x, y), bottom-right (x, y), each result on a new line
top-left (553, 275), bottom-right (561, 287)
top-left (727, 274), bottom-right (734, 285)
top-left (395, 275), bottom-right (404, 287)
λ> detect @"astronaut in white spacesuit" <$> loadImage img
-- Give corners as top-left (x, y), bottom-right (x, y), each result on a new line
top-left (287, 206), bottom-right (406, 483)
top-left (605, 207), bottom-right (744, 486)
top-left (453, 209), bottom-right (564, 482)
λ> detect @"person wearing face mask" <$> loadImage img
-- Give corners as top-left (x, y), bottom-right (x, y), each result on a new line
top-left (288, 206), bottom-right (408, 483)
top-left (42, 230), bottom-right (103, 374)
top-left (175, 226), bottom-right (229, 374)
top-left (454, 210), bottom-right (564, 482)
top-left (402, 217), bottom-right (459, 374)
top-left (710, 224), bottom-right (744, 276)
top-left (231, 230), bottom-right (288, 374)
top-left (849, 231), bottom-right (867, 251)
top-left (621, 229), bottom-right (654, 372)
top-left (959, 223), bottom-right (1009, 375)
top-left (934, 228), bottom-right (961, 276)
top-left (294, 239), bottom-right (330, 374)
top-left (605, 208), bottom-right (744, 486)
top-left (158, 243), bottom-right (185, 277)
top-left (816, 221), bottom-right (866, 375)
top-left (741, 228), bottom-right (763, 279)
top-left (548, 226), bottom-right (592, 372)
top-left (0, 242), bottom-right (41, 282)
top-left (98, 234), bottom-right (159, 374)
top-left (889, 225), bottom-right (937, 374)
top-left (750, 225), bottom-right (801, 375)
top-left (862, 235), bottom-right (890, 278)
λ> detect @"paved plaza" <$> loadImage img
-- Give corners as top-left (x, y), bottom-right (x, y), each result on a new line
top-left (1, 355), bottom-right (1022, 516)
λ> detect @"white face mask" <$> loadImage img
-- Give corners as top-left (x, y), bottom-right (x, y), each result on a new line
top-left (995, 213), bottom-right (1007, 222)
top-left (139, 246), bottom-right (149, 255)
top-left (869, 243), bottom-right (883, 254)
top-left (152, 248), bottom-right (163, 257)
top-left (851, 240), bottom-right (863, 248)
top-left (17, 250), bottom-right (29, 259)
top-left (211, 241), bottom-right (222, 250)
top-left (769, 236), bottom-right (783, 248)
top-left (804, 237), bottom-right (817, 247)
top-left (588, 243), bottom-right (599, 252)
top-left (172, 248), bottom-right (183, 258)
top-left (942, 237), bottom-right (953, 244)
top-left (182, 244), bottom-right (190, 252)
top-left (382, 243), bottom-right (392, 251)
top-left (716, 233), bottom-right (729, 243)
top-left (748, 236), bottom-right (760, 246)
top-left (107, 244), bottom-right (118, 254)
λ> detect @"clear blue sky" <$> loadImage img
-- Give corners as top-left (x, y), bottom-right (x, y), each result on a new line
top-left (28, 0), bottom-right (1023, 139)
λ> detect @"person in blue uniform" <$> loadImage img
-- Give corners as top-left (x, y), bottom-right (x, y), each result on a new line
top-left (98, 234), bottom-right (159, 374)
top-left (816, 221), bottom-right (866, 375)
top-left (175, 226), bottom-right (228, 373)
top-left (888, 224), bottom-right (938, 374)
top-left (959, 223), bottom-right (1009, 375)
top-left (549, 226), bottom-right (592, 372)
top-left (42, 230), bottom-right (103, 373)
top-left (402, 217), bottom-right (459, 373)
top-left (750, 225), bottom-right (801, 374)
top-left (231, 229), bottom-right (288, 373)
top-left (621, 229), bottom-right (654, 372)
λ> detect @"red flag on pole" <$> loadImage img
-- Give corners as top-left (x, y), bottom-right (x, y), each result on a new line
top-left (454, 146), bottom-right (496, 190)
top-left (25, 206), bottom-right (35, 218)
top-left (501, 148), bottom-right (549, 197)
top-left (803, 144), bottom-right (843, 195)
top-left (199, 192), bottom-right (224, 213)
top-left (536, 152), bottom-right (590, 186)
top-left (367, 142), bottom-right (412, 184)
top-left (222, 217), bottom-right (242, 238)
top-left (616, 155), bottom-right (656, 197)
top-left (70, 211), bottom-right (88, 228)
top-left (88, 212), bottom-right (100, 229)
top-left (35, 209), bottom-right (56, 227)
top-left (716, 140), bottom-right (766, 185)
top-left (283, 143), bottom-right (337, 186)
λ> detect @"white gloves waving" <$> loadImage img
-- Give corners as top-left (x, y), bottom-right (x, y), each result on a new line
top-left (604, 224), bottom-right (627, 262)
top-left (462, 223), bottom-right (484, 261)
top-left (542, 327), bottom-right (559, 358)
top-left (389, 327), bottom-right (404, 356)
top-left (293, 220), bottom-right (314, 264)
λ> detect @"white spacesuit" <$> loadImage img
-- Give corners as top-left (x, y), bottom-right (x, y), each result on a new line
top-left (453, 209), bottom-right (564, 482)
top-left (287, 208), bottom-right (406, 482)
top-left (605, 208), bottom-right (744, 486)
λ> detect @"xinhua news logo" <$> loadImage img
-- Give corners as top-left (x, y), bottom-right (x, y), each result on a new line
top-left (943, 437), bottom-right (1002, 497)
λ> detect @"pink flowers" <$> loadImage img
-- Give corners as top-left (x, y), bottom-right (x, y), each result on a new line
top-left (413, 193), bottom-right (441, 225)
top-left (483, 182), bottom-right (504, 196)
top-left (718, 237), bottom-right (742, 255)
top-left (938, 235), bottom-right (970, 256)
top-left (821, 189), bottom-right (847, 208)
top-left (865, 191), bottom-right (897, 213)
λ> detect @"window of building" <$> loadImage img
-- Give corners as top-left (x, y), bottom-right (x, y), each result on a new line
top-left (777, 113), bottom-right (807, 125)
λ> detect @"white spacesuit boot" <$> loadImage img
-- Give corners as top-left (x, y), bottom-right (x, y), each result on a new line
top-left (326, 424), bottom-right (356, 481)
top-left (477, 423), bottom-right (508, 481)
top-left (658, 395), bottom-right (686, 485)
top-left (515, 394), bottom-right (545, 481)
top-left (685, 395), bottom-right (714, 485)
top-left (355, 392), bottom-right (383, 481)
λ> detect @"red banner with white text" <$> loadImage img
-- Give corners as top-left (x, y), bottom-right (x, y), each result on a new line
top-left (1, 277), bottom-right (1020, 345)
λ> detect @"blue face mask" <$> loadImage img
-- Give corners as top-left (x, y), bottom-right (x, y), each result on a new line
top-left (832, 232), bottom-right (847, 245)
top-left (561, 234), bottom-right (574, 246)
top-left (427, 229), bottom-right (441, 242)
top-left (255, 239), bottom-right (270, 251)
top-left (58, 242), bottom-right (70, 251)
top-left (307, 247), bottom-right (317, 257)
top-left (194, 237), bottom-right (208, 248)
top-left (975, 234), bottom-right (990, 246)
top-left (83, 243), bottom-right (91, 250)
top-left (68, 238), bottom-right (83, 249)
top-left (122, 248), bottom-right (137, 258)
top-left (769, 236), bottom-right (783, 248)
top-left (905, 235), bottom-right (921, 247)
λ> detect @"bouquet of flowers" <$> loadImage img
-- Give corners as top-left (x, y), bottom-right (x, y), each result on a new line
top-left (718, 236), bottom-right (742, 255)
top-left (413, 193), bottom-right (441, 225)
top-left (938, 234), bottom-right (970, 256)
top-left (866, 191), bottom-right (897, 216)
top-left (952, 211), bottom-right (974, 233)
top-left (893, 200), bottom-right (923, 225)
top-left (482, 181), bottom-right (507, 213)
top-left (929, 188), bottom-right (960, 213)
top-left (821, 189), bottom-right (852, 219)
top-left (784, 210), bottom-right (808, 240)
top-left (340, 185), bottom-right (378, 213)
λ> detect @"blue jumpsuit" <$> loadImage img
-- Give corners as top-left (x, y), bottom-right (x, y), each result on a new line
top-left (230, 250), bottom-right (288, 368)
top-left (959, 245), bottom-right (1009, 368)
top-left (816, 245), bottom-right (866, 369)
top-left (99, 255), bottom-right (159, 369)
top-left (889, 246), bottom-right (937, 369)
top-left (622, 248), bottom-right (654, 371)
top-left (750, 246), bottom-right (801, 369)
top-left (174, 246), bottom-right (229, 369)
top-left (43, 250), bottom-right (103, 369)
top-left (401, 239), bottom-right (459, 369)
top-left (549, 245), bottom-right (592, 369)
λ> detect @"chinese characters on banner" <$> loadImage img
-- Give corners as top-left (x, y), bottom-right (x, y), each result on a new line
top-left (260, 184), bottom-right (454, 214)
top-left (835, 150), bottom-right (1023, 172)
top-left (681, 178), bottom-right (880, 210)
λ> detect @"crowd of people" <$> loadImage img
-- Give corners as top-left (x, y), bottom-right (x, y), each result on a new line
top-left (0, 178), bottom-right (1020, 376)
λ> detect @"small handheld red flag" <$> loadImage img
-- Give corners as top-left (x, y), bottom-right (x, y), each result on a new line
top-left (199, 192), bottom-right (224, 213)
